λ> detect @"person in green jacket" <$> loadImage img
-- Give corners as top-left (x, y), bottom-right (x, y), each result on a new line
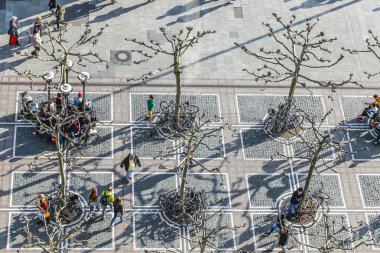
top-left (100, 186), bottom-right (114, 220)
top-left (147, 95), bottom-right (155, 123)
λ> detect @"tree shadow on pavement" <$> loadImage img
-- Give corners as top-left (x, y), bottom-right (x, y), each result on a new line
top-left (290, 0), bottom-right (344, 11)
top-left (166, 2), bottom-right (226, 26)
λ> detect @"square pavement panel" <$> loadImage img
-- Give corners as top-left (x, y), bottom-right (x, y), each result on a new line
top-left (133, 173), bottom-right (177, 207)
top-left (68, 172), bottom-right (113, 200)
top-left (296, 174), bottom-right (345, 207)
top-left (14, 126), bottom-right (55, 158)
top-left (348, 129), bottom-right (380, 161)
top-left (358, 175), bottom-right (380, 207)
top-left (237, 95), bottom-right (326, 124)
top-left (247, 174), bottom-right (291, 208)
top-left (134, 212), bottom-right (181, 249)
top-left (11, 172), bottom-right (59, 207)
top-left (251, 213), bottom-right (299, 250)
top-left (290, 128), bottom-right (335, 160)
top-left (183, 173), bottom-right (230, 207)
top-left (366, 214), bottom-right (380, 248)
top-left (188, 213), bottom-right (235, 250)
top-left (16, 91), bottom-right (113, 122)
top-left (9, 212), bottom-right (50, 249)
top-left (340, 96), bottom-right (371, 126)
top-left (67, 212), bottom-right (113, 249)
top-left (131, 127), bottom-right (175, 159)
top-left (240, 128), bottom-right (285, 160)
top-left (130, 93), bottom-right (221, 123)
top-left (306, 214), bottom-right (352, 250)
top-left (189, 128), bottom-right (225, 159)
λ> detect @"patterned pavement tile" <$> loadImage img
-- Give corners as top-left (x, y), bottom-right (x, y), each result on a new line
top-left (340, 96), bottom-right (371, 125)
top-left (291, 128), bottom-right (335, 160)
top-left (133, 173), bottom-right (177, 207)
top-left (182, 173), bottom-right (230, 207)
top-left (247, 174), bottom-right (292, 208)
top-left (296, 174), bottom-right (345, 207)
top-left (11, 172), bottom-right (60, 207)
top-left (130, 93), bottom-right (221, 123)
top-left (348, 130), bottom-right (380, 161)
top-left (14, 126), bottom-right (55, 157)
top-left (68, 172), bottom-right (113, 202)
top-left (306, 214), bottom-right (351, 250)
top-left (9, 212), bottom-right (50, 249)
top-left (240, 128), bottom-right (285, 160)
top-left (237, 95), bottom-right (326, 124)
top-left (188, 213), bottom-right (235, 250)
top-left (131, 127), bottom-right (175, 159)
top-left (134, 212), bottom-right (181, 249)
top-left (67, 212), bottom-right (113, 249)
top-left (184, 128), bottom-right (225, 159)
top-left (251, 213), bottom-right (298, 250)
top-left (16, 91), bottom-right (113, 122)
top-left (358, 175), bottom-right (380, 207)
top-left (367, 214), bottom-right (380, 248)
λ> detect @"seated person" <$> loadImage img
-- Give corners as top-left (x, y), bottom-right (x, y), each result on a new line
top-left (53, 93), bottom-right (62, 106)
top-left (372, 122), bottom-right (380, 145)
top-left (68, 119), bottom-right (81, 139)
top-left (357, 94), bottom-right (380, 121)
top-left (73, 91), bottom-right (92, 110)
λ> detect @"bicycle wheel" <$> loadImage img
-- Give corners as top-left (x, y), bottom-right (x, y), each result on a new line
top-left (317, 192), bottom-right (330, 201)
top-left (303, 197), bottom-right (320, 213)
top-left (160, 101), bottom-right (169, 111)
top-left (299, 213), bottom-right (315, 228)
top-left (184, 104), bottom-right (199, 114)
top-left (291, 114), bottom-right (304, 126)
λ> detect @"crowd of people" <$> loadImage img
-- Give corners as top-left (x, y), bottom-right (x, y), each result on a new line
top-left (356, 94), bottom-right (380, 144)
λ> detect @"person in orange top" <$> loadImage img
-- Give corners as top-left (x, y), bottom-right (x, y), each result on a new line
top-left (356, 94), bottom-right (380, 121)
top-left (36, 194), bottom-right (50, 224)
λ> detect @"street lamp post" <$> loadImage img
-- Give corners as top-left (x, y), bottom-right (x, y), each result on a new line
top-left (78, 72), bottom-right (91, 112)
top-left (64, 59), bottom-right (74, 84)
top-left (42, 71), bottom-right (54, 101)
top-left (59, 83), bottom-right (73, 118)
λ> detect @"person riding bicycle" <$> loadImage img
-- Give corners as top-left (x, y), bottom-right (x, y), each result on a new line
top-left (264, 213), bottom-right (285, 236)
top-left (286, 187), bottom-right (303, 220)
top-left (356, 94), bottom-right (380, 121)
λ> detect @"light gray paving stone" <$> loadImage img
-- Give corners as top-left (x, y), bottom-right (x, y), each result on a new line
top-left (68, 172), bottom-right (113, 201)
top-left (296, 174), bottom-right (345, 207)
top-left (240, 128), bottom-right (285, 159)
top-left (12, 172), bottom-right (60, 206)
top-left (133, 173), bottom-right (177, 207)
top-left (134, 212), bottom-right (181, 249)
top-left (130, 93), bottom-right (221, 123)
top-left (358, 175), bottom-right (380, 207)
top-left (183, 128), bottom-right (224, 159)
top-left (247, 174), bottom-right (292, 207)
top-left (237, 95), bottom-right (326, 124)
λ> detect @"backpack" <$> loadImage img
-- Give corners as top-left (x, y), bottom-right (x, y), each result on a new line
top-left (100, 193), bottom-right (109, 206)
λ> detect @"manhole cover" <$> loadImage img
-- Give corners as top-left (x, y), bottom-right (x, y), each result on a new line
top-left (110, 50), bottom-right (132, 65)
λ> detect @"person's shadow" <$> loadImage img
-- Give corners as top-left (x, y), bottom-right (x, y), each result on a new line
top-left (290, 0), bottom-right (343, 11)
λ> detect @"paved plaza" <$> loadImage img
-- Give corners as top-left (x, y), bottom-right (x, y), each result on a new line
top-left (1, 0), bottom-right (380, 252)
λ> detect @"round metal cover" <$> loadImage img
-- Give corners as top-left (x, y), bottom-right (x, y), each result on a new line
top-left (111, 50), bottom-right (132, 65)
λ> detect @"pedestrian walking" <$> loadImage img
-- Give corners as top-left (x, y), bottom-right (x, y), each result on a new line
top-left (33, 16), bottom-right (43, 36)
top-left (27, 27), bottom-right (42, 56)
top-left (100, 186), bottom-right (114, 220)
top-left (36, 194), bottom-right (50, 224)
top-left (278, 227), bottom-right (289, 252)
top-left (264, 213), bottom-right (285, 236)
top-left (48, 0), bottom-right (57, 16)
top-left (56, 4), bottom-right (66, 29)
top-left (147, 95), bottom-right (155, 123)
top-left (286, 187), bottom-right (304, 220)
top-left (120, 153), bottom-right (141, 183)
top-left (108, 196), bottom-right (124, 229)
top-left (8, 16), bottom-right (19, 46)
top-left (88, 187), bottom-right (100, 212)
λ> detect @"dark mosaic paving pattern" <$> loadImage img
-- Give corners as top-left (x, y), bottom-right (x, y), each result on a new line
top-left (247, 174), bottom-right (291, 207)
top-left (133, 173), bottom-right (177, 207)
top-left (68, 172), bottom-right (113, 201)
top-left (358, 175), bottom-right (380, 207)
top-left (134, 212), bottom-right (181, 249)
top-left (340, 96), bottom-right (371, 125)
top-left (131, 93), bottom-right (221, 123)
top-left (367, 214), bottom-right (380, 248)
top-left (14, 126), bottom-right (55, 157)
top-left (188, 128), bottom-right (224, 159)
top-left (237, 95), bottom-right (326, 124)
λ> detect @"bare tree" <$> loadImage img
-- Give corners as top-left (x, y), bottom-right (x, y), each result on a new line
top-left (235, 13), bottom-right (361, 134)
top-left (126, 27), bottom-right (215, 122)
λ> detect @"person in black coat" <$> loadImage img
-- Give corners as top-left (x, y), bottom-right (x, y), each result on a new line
top-left (120, 153), bottom-right (141, 183)
top-left (286, 187), bottom-right (303, 220)
top-left (8, 16), bottom-right (19, 46)
top-left (278, 227), bottom-right (289, 252)
top-left (48, 0), bottom-right (57, 15)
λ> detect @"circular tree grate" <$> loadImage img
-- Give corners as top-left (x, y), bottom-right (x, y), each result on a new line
top-left (110, 50), bottom-right (132, 65)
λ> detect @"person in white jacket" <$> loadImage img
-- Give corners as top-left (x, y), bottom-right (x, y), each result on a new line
top-left (27, 27), bottom-right (42, 56)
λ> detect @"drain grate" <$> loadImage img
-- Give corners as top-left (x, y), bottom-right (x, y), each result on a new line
top-left (233, 7), bottom-right (243, 18)
top-left (110, 50), bottom-right (132, 65)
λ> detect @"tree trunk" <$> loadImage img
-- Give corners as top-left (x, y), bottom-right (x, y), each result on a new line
top-left (54, 124), bottom-right (66, 198)
top-left (174, 55), bottom-right (181, 123)
top-left (179, 139), bottom-right (192, 201)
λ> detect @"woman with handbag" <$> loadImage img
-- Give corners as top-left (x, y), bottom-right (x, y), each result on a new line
top-left (8, 16), bottom-right (19, 46)
top-left (36, 194), bottom-right (50, 224)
